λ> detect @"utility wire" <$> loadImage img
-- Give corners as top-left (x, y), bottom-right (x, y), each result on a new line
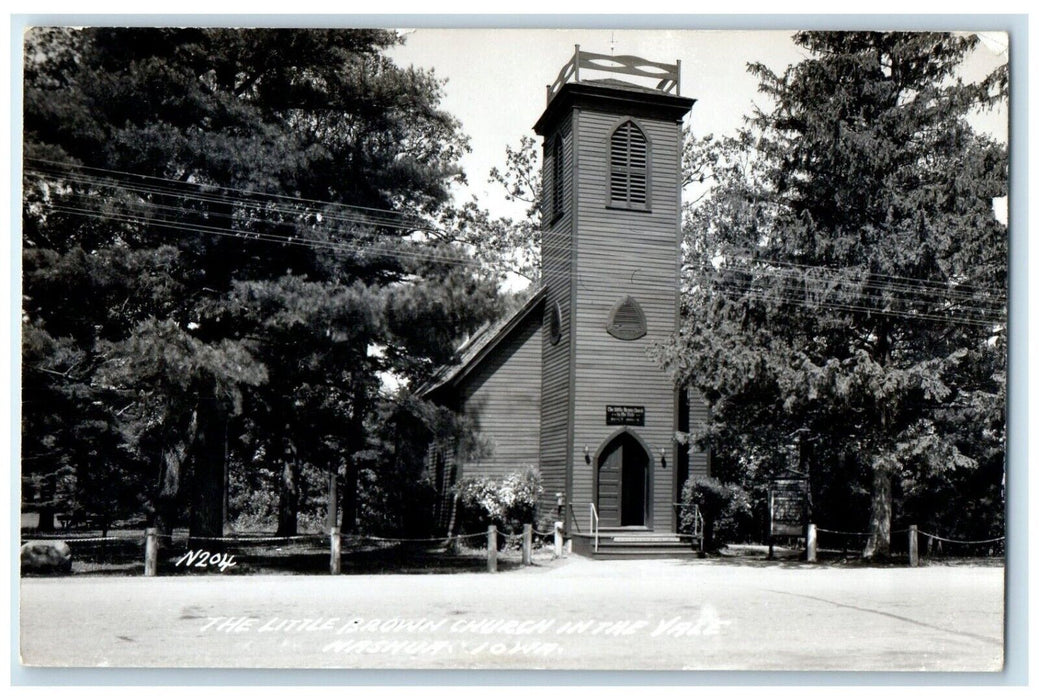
top-left (699, 269), bottom-right (1006, 319)
top-left (700, 259), bottom-right (1005, 306)
top-left (29, 160), bottom-right (1005, 300)
top-left (25, 157), bottom-right (431, 222)
top-left (709, 285), bottom-right (1003, 327)
top-left (41, 198), bottom-right (1005, 327)
top-left (709, 275), bottom-right (1005, 322)
top-left (37, 187), bottom-right (1005, 315)
top-left (37, 186), bottom-right (427, 243)
top-left (24, 169), bottom-right (435, 234)
top-left (27, 161), bottom-right (1007, 323)
top-left (703, 247), bottom-right (1006, 295)
top-left (31, 160), bottom-right (1005, 299)
top-left (42, 204), bottom-right (485, 269)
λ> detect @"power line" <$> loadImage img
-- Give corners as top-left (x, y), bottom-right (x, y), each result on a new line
top-left (707, 247), bottom-right (1006, 296)
top-left (684, 265), bottom-right (1006, 323)
top-left (699, 260), bottom-right (1006, 310)
top-left (28, 160), bottom-right (1006, 306)
top-left (25, 157), bottom-right (431, 223)
top-left (24, 168), bottom-right (435, 235)
top-left (26, 161), bottom-right (1007, 324)
top-left (705, 282), bottom-right (1004, 327)
top-left (702, 269), bottom-right (1006, 321)
top-left (42, 204), bottom-right (486, 270)
top-left (39, 198), bottom-right (1006, 327)
top-left (31, 183), bottom-right (430, 240)
top-left (710, 257), bottom-right (1005, 303)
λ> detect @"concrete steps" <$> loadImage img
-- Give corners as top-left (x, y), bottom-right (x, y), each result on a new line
top-left (571, 530), bottom-right (702, 559)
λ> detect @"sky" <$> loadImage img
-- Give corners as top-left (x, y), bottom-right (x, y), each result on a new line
top-left (385, 28), bottom-right (1009, 220)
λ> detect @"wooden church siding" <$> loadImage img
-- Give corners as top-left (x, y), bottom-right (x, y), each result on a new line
top-left (570, 108), bottom-right (685, 531)
top-left (456, 308), bottom-right (543, 479)
top-left (538, 113), bottom-right (575, 521)
top-left (425, 442), bottom-right (459, 531)
top-left (426, 66), bottom-right (699, 536)
top-left (686, 386), bottom-right (711, 483)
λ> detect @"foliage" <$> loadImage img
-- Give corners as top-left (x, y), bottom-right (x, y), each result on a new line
top-left (454, 466), bottom-right (543, 535)
top-left (228, 457), bottom-right (330, 533)
top-left (659, 32), bottom-right (1007, 558)
top-left (679, 476), bottom-right (753, 549)
top-left (440, 136), bottom-right (542, 285)
top-left (22, 27), bottom-right (500, 536)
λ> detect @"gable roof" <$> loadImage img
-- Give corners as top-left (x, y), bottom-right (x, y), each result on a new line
top-left (417, 287), bottom-right (546, 400)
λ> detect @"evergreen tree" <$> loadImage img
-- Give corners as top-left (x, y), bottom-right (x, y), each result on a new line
top-left (22, 28), bottom-right (498, 536)
top-left (659, 32), bottom-right (1007, 557)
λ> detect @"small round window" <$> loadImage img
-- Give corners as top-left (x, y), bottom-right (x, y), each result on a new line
top-left (548, 302), bottom-right (562, 345)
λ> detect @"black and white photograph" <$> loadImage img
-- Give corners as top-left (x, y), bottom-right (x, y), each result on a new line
top-left (15, 22), bottom-right (1013, 674)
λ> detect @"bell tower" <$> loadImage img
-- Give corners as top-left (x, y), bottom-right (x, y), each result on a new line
top-left (534, 47), bottom-right (696, 533)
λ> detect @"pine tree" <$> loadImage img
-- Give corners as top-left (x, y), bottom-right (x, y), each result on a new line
top-left (22, 28), bottom-right (498, 536)
top-left (659, 32), bottom-right (1007, 558)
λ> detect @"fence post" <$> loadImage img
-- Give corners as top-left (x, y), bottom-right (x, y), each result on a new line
top-left (522, 524), bottom-right (532, 565)
top-left (908, 524), bottom-right (919, 567)
top-left (330, 526), bottom-right (341, 575)
top-left (144, 527), bottom-right (158, 577)
top-left (806, 523), bottom-right (817, 563)
top-left (487, 525), bottom-right (498, 573)
top-left (553, 521), bottom-right (563, 557)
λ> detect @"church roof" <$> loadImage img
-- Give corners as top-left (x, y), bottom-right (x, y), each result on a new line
top-left (580, 77), bottom-right (670, 95)
top-left (417, 287), bottom-right (546, 399)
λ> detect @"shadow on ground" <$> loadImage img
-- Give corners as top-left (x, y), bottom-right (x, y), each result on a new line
top-left (668, 544), bottom-right (1004, 569)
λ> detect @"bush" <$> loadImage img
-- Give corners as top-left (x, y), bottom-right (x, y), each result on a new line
top-left (454, 466), bottom-right (542, 536)
top-left (680, 475), bottom-right (753, 550)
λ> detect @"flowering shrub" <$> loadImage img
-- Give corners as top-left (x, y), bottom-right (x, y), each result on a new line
top-left (680, 475), bottom-right (753, 550)
top-left (454, 466), bottom-right (542, 534)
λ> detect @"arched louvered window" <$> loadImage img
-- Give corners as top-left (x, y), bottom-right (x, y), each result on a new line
top-left (606, 295), bottom-right (647, 340)
top-left (552, 135), bottom-right (565, 219)
top-left (609, 121), bottom-right (649, 209)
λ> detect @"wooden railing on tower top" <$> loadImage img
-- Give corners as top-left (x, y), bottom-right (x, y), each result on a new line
top-left (546, 44), bottom-right (681, 104)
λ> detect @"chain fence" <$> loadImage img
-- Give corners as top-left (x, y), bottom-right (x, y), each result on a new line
top-left (20, 524), bottom-right (558, 576)
top-left (812, 524), bottom-right (1004, 563)
top-left (22, 519), bottom-right (1003, 574)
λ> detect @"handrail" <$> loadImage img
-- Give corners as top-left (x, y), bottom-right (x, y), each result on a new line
top-left (589, 502), bottom-right (600, 553)
top-left (672, 503), bottom-right (704, 539)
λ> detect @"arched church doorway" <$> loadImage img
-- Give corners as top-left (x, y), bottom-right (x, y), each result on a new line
top-left (596, 431), bottom-right (650, 527)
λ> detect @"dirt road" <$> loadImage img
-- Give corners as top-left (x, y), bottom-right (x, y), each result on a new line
top-left (19, 556), bottom-right (1004, 671)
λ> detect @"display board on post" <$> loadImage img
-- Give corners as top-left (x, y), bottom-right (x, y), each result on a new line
top-left (768, 475), bottom-right (809, 559)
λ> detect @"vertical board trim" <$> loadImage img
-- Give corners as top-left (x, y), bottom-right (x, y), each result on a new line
top-left (565, 107), bottom-right (580, 533)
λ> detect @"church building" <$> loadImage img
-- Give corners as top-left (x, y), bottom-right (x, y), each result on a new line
top-left (421, 48), bottom-right (711, 553)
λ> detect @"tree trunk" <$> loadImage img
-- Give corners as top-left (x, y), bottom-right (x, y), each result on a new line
top-left (154, 410), bottom-right (197, 537)
top-left (276, 438), bottom-right (300, 537)
top-left (36, 506), bottom-right (57, 533)
top-left (340, 369), bottom-right (369, 535)
top-left (35, 472), bottom-right (58, 532)
top-left (703, 519), bottom-right (716, 553)
top-left (864, 319), bottom-right (894, 561)
top-left (325, 463), bottom-right (339, 533)
top-left (342, 455), bottom-right (358, 534)
top-left (188, 394), bottom-right (227, 542)
top-left (863, 463), bottom-right (893, 560)
top-left (154, 445), bottom-right (182, 537)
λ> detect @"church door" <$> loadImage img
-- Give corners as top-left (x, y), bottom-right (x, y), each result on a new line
top-left (596, 432), bottom-right (649, 527)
